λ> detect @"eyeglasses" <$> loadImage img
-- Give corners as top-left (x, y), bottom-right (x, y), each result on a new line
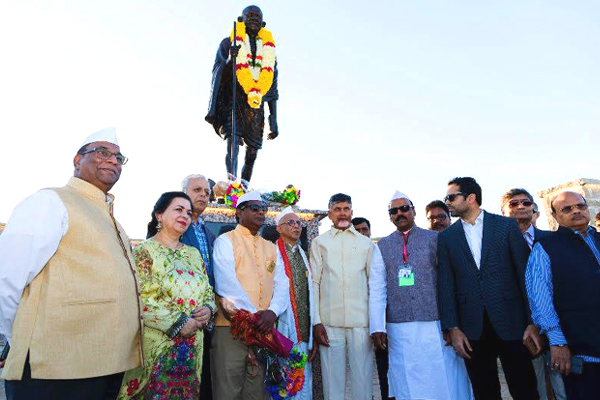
top-left (444, 193), bottom-right (467, 203)
top-left (389, 205), bottom-right (413, 215)
top-left (80, 146), bottom-right (128, 165)
top-left (427, 214), bottom-right (448, 221)
top-left (281, 219), bottom-right (303, 227)
top-left (559, 203), bottom-right (588, 214)
top-left (239, 203), bottom-right (267, 212)
top-left (508, 199), bottom-right (533, 208)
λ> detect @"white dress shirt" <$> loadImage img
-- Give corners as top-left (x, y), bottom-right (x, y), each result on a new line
top-left (368, 245), bottom-right (387, 334)
top-left (212, 234), bottom-right (289, 316)
top-left (524, 224), bottom-right (535, 249)
top-left (0, 190), bottom-right (69, 344)
top-left (460, 210), bottom-right (484, 269)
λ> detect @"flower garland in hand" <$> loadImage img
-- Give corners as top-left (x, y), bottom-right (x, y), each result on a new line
top-left (230, 21), bottom-right (276, 109)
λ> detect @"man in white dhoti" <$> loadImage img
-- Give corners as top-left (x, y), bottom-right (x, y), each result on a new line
top-left (369, 191), bottom-right (473, 400)
top-left (275, 206), bottom-right (314, 400)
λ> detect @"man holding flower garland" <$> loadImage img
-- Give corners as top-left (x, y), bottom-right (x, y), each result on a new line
top-left (205, 5), bottom-right (279, 184)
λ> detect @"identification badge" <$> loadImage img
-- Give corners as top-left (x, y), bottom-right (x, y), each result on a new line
top-left (398, 264), bottom-right (415, 287)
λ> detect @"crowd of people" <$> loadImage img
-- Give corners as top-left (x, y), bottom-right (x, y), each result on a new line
top-left (0, 128), bottom-right (599, 400)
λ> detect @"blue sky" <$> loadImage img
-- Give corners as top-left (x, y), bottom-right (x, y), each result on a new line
top-left (0, 1), bottom-right (598, 238)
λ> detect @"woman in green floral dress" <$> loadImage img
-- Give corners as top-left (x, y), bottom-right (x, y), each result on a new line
top-left (119, 192), bottom-right (216, 400)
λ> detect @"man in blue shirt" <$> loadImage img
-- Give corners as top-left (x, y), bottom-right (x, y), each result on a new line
top-left (181, 174), bottom-right (216, 399)
top-left (526, 191), bottom-right (600, 400)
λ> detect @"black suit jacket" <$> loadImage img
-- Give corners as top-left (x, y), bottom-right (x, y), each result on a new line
top-left (181, 221), bottom-right (216, 287)
top-left (437, 211), bottom-right (532, 341)
top-left (532, 226), bottom-right (551, 243)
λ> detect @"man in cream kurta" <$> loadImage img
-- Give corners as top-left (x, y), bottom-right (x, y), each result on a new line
top-left (275, 207), bottom-right (315, 400)
top-left (310, 193), bottom-right (374, 400)
top-left (212, 191), bottom-right (289, 400)
top-left (0, 128), bottom-right (143, 400)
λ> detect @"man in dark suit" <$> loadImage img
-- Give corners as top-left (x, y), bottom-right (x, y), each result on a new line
top-left (437, 177), bottom-right (540, 400)
top-left (181, 174), bottom-right (216, 399)
top-left (501, 188), bottom-right (566, 400)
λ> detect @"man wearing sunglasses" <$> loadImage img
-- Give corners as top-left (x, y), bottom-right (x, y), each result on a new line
top-left (437, 177), bottom-right (540, 400)
top-left (0, 128), bottom-right (143, 400)
top-left (211, 190), bottom-right (289, 400)
top-left (310, 193), bottom-right (375, 399)
top-left (526, 191), bottom-right (600, 400)
top-left (275, 207), bottom-right (314, 400)
top-left (369, 191), bottom-right (472, 400)
top-left (500, 188), bottom-right (566, 400)
top-left (425, 200), bottom-right (452, 232)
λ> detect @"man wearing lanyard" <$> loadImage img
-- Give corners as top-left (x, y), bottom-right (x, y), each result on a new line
top-left (369, 191), bottom-right (472, 399)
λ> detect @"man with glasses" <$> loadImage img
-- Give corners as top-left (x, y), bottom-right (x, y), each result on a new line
top-left (437, 177), bottom-right (540, 400)
top-left (370, 191), bottom-right (472, 400)
top-left (275, 207), bottom-right (314, 400)
top-left (500, 188), bottom-right (566, 400)
top-left (0, 128), bottom-right (143, 400)
top-left (180, 174), bottom-right (216, 399)
top-left (425, 200), bottom-right (451, 232)
top-left (594, 212), bottom-right (600, 232)
top-left (211, 190), bottom-right (289, 400)
top-left (310, 193), bottom-right (375, 400)
top-left (526, 191), bottom-right (600, 400)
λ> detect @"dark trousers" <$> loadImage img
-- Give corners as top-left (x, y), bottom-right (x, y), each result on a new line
top-left (464, 312), bottom-right (539, 400)
top-left (562, 361), bottom-right (600, 400)
top-left (200, 330), bottom-right (213, 399)
top-left (375, 347), bottom-right (394, 399)
top-left (5, 355), bottom-right (124, 400)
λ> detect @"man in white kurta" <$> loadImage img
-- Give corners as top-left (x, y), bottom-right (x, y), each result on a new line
top-left (310, 193), bottom-right (374, 400)
top-left (369, 191), bottom-right (473, 400)
top-left (275, 207), bottom-right (314, 400)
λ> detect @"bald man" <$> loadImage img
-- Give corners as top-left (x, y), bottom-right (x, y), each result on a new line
top-left (526, 191), bottom-right (600, 400)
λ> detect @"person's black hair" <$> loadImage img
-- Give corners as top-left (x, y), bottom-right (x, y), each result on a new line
top-left (448, 177), bottom-right (482, 206)
top-left (328, 193), bottom-right (352, 209)
top-left (425, 200), bottom-right (450, 216)
top-left (351, 217), bottom-right (370, 229)
top-left (147, 191), bottom-right (192, 239)
top-left (595, 213), bottom-right (600, 222)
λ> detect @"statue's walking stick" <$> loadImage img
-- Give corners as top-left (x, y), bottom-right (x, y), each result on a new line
top-left (229, 20), bottom-right (239, 180)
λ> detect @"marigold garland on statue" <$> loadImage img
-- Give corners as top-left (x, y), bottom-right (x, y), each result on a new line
top-left (230, 21), bottom-right (276, 109)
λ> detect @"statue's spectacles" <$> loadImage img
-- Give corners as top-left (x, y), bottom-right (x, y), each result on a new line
top-left (80, 146), bottom-right (128, 165)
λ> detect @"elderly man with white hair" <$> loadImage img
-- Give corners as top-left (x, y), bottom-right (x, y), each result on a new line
top-left (275, 206), bottom-right (314, 399)
top-left (369, 191), bottom-right (473, 400)
top-left (0, 128), bottom-right (143, 400)
top-left (180, 173), bottom-right (216, 399)
top-left (211, 191), bottom-right (290, 400)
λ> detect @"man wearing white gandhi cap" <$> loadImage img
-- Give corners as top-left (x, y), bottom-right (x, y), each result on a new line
top-left (211, 191), bottom-right (290, 399)
top-left (368, 190), bottom-right (474, 400)
top-left (275, 206), bottom-right (315, 400)
top-left (0, 128), bottom-right (143, 399)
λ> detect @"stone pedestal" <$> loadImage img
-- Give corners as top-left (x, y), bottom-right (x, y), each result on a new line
top-left (538, 178), bottom-right (600, 231)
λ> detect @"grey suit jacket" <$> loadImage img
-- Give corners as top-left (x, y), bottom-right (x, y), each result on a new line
top-left (437, 211), bottom-right (531, 341)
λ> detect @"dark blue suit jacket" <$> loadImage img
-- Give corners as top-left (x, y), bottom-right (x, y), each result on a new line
top-left (437, 211), bottom-right (532, 341)
top-left (181, 221), bottom-right (216, 288)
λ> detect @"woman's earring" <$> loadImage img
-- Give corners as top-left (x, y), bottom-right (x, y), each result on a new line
top-left (157, 221), bottom-right (163, 231)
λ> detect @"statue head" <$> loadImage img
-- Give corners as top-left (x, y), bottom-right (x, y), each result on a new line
top-left (241, 5), bottom-right (264, 37)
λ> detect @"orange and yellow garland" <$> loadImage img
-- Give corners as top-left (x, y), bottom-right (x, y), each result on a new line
top-left (230, 21), bottom-right (276, 109)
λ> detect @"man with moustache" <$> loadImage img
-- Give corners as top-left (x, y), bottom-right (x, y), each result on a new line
top-left (310, 193), bottom-right (375, 400)
top-left (500, 188), bottom-right (566, 400)
top-left (211, 191), bottom-right (289, 400)
top-left (370, 191), bottom-right (472, 400)
top-left (526, 191), bottom-right (600, 400)
top-left (181, 174), bottom-right (216, 399)
top-left (275, 207), bottom-right (314, 400)
top-left (0, 128), bottom-right (143, 400)
top-left (351, 217), bottom-right (372, 238)
top-left (425, 200), bottom-right (452, 232)
top-left (438, 177), bottom-right (540, 400)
